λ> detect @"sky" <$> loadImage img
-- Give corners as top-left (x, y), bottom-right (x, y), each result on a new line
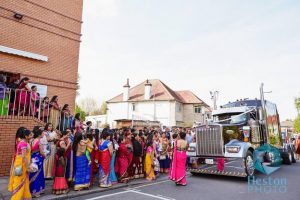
top-left (78, 0), bottom-right (300, 120)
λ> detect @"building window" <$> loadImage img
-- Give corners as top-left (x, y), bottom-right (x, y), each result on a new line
top-left (132, 103), bottom-right (136, 111)
top-left (194, 106), bottom-right (202, 113)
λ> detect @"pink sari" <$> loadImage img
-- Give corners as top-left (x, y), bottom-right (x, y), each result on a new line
top-left (169, 141), bottom-right (187, 185)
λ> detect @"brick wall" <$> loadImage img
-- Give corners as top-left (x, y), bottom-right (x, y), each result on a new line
top-left (0, 116), bottom-right (45, 177)
top-left (0, 0), bottom-right (83, 111)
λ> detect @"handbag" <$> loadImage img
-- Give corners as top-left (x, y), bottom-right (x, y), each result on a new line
top-left (14, 166), bottom-right (23, 176)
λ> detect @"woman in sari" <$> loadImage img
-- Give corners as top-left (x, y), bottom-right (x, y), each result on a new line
top-left (49, 95), bottom-right (60, 130)
top-left (39, 97), bottom-right (50, 123)
top-left (144, 136), bottom-right (155, 181)
top-left (29, 85), bottom-right (39, 117)
top-left (73, 113), bottom-right (84, 133)
top-left (73, 133), bottom-right (91, 191)
top-left (98, 131), bottom-right (113, 188)
top-left (16, 77), bottom-right (30, 116)
top-left (8, 129), bottom-right (33, 200)
top-left (29, 128), bottom-right (46, 198)
top-left (131, 133), bottom-right (143, 179)
top-left (115, 135), bottom-right (131, 183)
top-left (159, 132), bottom-right (170, 173)
top-left (59, 104), bottom-right (72, 132)
top-left (109, 131), bottom-right (119, 184)
top-left (170, 132), bottom-right (187, 186)
top-left (43, 123), bottom-right (58, 179)
top-left (64, 128), bottom-right (74, 184)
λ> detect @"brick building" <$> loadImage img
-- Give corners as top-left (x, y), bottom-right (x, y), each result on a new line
top-left (0, 0), bottom-right (84, 110)
top-left (0, 0), bottom-right (83, 176)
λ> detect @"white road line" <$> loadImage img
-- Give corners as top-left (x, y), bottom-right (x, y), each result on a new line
top-left (131, 179), bottom-right (171, 189)
top-left (85, 190), bottom-right (130, 200)
top-left (128, 189), bottom-right (176, 200)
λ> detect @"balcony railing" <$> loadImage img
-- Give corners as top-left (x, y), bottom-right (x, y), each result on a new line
top-left (0, 87), bottom-right (73, 132)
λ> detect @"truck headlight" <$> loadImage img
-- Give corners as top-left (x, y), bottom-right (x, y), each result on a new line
top-left (226, 146), bottom-right (241, 153)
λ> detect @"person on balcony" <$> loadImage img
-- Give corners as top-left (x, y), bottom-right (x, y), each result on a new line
top-left (16, 77), bottom-right (30, 116)
top-left (59, 104), bottom-right (72, 132)
top-left (49, 95), bottom-right (60, 130)
top-left (7, 78), bottom-right (19, 115)
top-left (30, 85), bottom-right (39, 117)
top-left (0, 74), bottom-right (8, 116)
top-left (40, 97), bottom-right (50, 123)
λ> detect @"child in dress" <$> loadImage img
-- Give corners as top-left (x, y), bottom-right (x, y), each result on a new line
top-left (85, 133), bottom-right (95, 165)
top-left (53, 148), bottom-right (69, 195)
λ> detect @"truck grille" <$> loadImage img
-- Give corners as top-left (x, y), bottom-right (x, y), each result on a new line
top-left (196, 124), bottom-right (224, 156)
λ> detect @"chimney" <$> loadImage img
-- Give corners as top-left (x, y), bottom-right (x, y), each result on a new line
top-left (144, 79), bottom-right (152, 100)
top-left (123, 78), bottom-right (130, 101)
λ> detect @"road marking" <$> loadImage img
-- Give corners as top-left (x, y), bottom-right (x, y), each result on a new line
top-left (85, 190), bottom-right (130, 200)
top-left (128, 189), bottom-right (176, 200)
top-left (131, 179), bottom-right (170, 189)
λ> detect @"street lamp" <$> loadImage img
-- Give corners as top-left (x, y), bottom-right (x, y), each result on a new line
top-left (210, 90), bottom-right (219, 110)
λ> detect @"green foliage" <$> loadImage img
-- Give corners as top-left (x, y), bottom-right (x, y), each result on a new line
top-left (75, 104), bottom-right (86, 121)
top-left (294, 115), bottom-right (300, 133)
top-left (295, 97), bottom-right (300, 114)
top-left (100, 101), bottom-right (108, 115)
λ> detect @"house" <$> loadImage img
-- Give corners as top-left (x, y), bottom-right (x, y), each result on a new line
top-left (106, 79), bottom-right (211, 128)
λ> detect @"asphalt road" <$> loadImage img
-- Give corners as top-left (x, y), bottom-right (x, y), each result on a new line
top-left (71, 161), bottom-right (300, 200)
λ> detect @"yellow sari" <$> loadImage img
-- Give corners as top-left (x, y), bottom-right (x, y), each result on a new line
top-left (144, 146), bottom-right (155, 181)
top-left (8, 141), bottom-right (32, 200)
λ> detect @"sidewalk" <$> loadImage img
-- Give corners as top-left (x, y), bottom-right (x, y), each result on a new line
top-left (0, 175), bottom-right (168, 200)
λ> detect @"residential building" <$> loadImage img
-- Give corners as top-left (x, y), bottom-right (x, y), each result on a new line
top-left (106, 79), bottom-right (211, 128)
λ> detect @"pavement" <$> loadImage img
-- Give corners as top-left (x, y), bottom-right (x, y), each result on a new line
top-left (0, 174), bottom-right (168, 200)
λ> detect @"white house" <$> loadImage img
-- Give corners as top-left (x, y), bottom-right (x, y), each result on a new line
top-left (106, 79), bottom-right (211, 128)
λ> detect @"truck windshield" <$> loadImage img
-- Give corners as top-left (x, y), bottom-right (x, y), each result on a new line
top-left (213, 113), bottom-right (248, 124)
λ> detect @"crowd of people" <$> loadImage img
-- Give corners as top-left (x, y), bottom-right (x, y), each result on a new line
top-left (0, 75), bottom-right (74, 132)
top-left (8, 117), bottom-right (194, 200)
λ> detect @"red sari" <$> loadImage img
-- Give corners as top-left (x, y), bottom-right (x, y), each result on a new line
top-left (16, 82), bottom-right (30, 115)
top-left (115, 143), bottom-right (130, 182)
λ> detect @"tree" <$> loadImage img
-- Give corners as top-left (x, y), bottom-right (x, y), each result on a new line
top-left (79, 97), bottom-right (100, 116)
top-left (295, 97), bottom-right (300, 114)
top-left (75, 104), bottom-right (86, 121)
top-left (294, 115), bottom-right (300, 133)
top-left (294, 96), bottom-right (300, 133)
top-left (100, 101), bottom-right (108, 115)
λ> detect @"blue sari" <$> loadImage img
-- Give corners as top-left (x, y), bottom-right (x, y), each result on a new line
top-left (29, 151), bottom-right (45, 197)
top-left (109, 151), bottom-right (118, 183)
top-left (74, 153), bottom-right (90, 190)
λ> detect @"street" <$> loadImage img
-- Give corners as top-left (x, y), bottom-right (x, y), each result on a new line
top-left (71, 162), bottom-right (300, 200)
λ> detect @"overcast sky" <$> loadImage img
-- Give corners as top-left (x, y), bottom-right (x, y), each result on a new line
top-left (78, 0), bottom-right (300, 120)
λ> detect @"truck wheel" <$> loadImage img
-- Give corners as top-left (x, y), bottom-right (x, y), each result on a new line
top-left (245, 150), bottom-right (255, 177)
top-left (281, 152), bottom-right (292, 165)
top-left (291, 151), bottom-right (296, 163)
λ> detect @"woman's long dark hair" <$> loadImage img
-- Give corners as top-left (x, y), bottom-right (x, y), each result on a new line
top-left (72, 132), bottom-right (83, 153)
top-left (95, 129), bottom-right (100, 146)
top-left (18, 77), bottom-right (29, 87)
top-left (44, 123), bottom-right (53, 132)
top-left (62, 104), bottom-right (69, 111)
top-left (50, 95), bottom-right (58, 103)
top-left (15, 127), bottom-right (26, 150)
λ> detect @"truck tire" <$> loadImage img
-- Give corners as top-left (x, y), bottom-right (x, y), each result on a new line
top-left (245, 150), bottom-right (255, 177)
top-left (291, 151), bottom-right (296, 163)
top-left (281, 151), bottom-right (292, 165)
